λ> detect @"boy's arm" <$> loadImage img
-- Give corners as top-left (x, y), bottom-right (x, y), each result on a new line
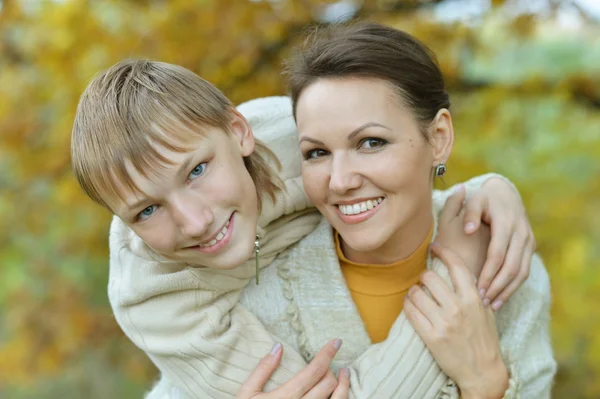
top-left (109, 219), bottom-right (309, 399)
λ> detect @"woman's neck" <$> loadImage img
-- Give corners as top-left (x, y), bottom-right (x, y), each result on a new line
top-left (340, 209), bottom-right (434, 265)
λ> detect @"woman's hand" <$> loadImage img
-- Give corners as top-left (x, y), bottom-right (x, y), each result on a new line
top-left (237, 339), bottom-right (350, 399)
top-left (436, 185), bottom-right (491, 278)
top-left (404, 243), bottom-right (509, 399)
top-left (446, 178), bottom-right (536, 310)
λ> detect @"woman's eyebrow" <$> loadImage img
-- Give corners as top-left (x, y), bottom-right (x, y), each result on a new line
top-left (347, 122), bottom-right (391, 141)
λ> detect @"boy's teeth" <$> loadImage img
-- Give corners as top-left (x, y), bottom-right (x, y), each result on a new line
top-left (338, 197), bottom-right (384, 215)
top-left (200, 224), bottom-right (229, 247)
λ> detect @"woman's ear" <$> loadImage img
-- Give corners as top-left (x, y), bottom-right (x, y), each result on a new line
top-left (229, 107), bottom-right (255, 157)
top-left (429, 108), bottom-right (454, 167)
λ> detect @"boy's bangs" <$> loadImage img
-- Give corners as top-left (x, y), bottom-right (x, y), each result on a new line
top-left (91, 110), bottom-right (216, 210)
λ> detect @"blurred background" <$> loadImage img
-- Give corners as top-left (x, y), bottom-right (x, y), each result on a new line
top-left (1, 0), bottom-right (599, 397)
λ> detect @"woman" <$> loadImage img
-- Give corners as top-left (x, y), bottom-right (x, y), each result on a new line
top-left (247, 21), bottom-right (555, 397)
top-left (72, 58), bottom-right (538, 398)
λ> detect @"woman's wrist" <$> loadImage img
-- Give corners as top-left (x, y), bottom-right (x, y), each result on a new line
top-left (459, 360), bottom-right (509, 399)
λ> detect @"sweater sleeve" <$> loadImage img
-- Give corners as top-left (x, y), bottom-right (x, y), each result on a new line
top-left (109, 95), bottom-right (321, 399)
top-left (109, 219), bottom-right (313, 399)
top-left (495, 253), bottom-right (557, 398)
top-left (341, 173), bottom-right (521, 398)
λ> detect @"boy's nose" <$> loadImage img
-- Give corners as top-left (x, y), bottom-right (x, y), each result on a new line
top-left (171, 196), bottom-right (214, 239)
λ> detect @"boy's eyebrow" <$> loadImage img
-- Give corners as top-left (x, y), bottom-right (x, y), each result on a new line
top-left (121, 154), bottom-right (197, 215)
top-left (176, 156), bottom-right (193, 179)
top-left (122, 198), bottom-right (150, 215)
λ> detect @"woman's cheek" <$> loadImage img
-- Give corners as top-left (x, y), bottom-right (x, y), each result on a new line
top-left (302, 166), bottom-right (323, 203)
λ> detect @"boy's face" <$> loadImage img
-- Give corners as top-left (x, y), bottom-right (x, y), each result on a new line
top-left (107, 110), bottom-right (259, 269)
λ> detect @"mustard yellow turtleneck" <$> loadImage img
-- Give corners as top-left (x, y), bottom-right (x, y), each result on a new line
top-left (335, 227), bottom-right (433, 343)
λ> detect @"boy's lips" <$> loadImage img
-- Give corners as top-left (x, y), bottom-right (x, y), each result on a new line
top-left (186, 212), bottom-right (235, 254)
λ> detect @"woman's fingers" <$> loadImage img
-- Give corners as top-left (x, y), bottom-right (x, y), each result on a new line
top-left (489, 241), bottom-right (533, 311)
top-left (483, 232), bottom-right (527, 305)
top-left (462, 191), bottom-right (487, 235)
top-left (238, 343), bottom-right (283, 397)
top-left (419, 270), bottom-right (455, 309)
top-left (404, 295), bottom-right (433, 333)
top-left (430, 243), bottom-right (477, 298)
top-left (281, 339), bottom-right (342, 397)
top-left (330, 368), bottom-right (350, 399)
top-left (439, 184), bottom-right (466, 226)
top-left (407, 285), bottom-right (445, 326)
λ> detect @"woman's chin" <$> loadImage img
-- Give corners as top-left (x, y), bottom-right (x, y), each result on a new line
top-left (339, 234), bottom-right (387, 256)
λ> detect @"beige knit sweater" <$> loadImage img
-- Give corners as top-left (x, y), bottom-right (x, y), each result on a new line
top-left (108, 97), bottom-right (556, 399)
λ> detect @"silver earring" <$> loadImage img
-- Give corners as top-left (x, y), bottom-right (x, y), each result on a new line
top-left (254, 235), bottom-right (261, 285)
top-left (435, 163), bottom-right (447, 177)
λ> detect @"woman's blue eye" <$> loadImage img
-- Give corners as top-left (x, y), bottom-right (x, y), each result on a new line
top-left (189, 162), bottom-right (207, 179)
top-left (361, 138), bottom-right (386, 149)
top-left (137, 205), bottom-right (157, 221)
top-left (305, 149), bottom-right (328, 160)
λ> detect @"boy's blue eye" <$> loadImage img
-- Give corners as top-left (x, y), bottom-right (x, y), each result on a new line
top-left (137, 205), bottom-right (157, 221)
top-left (189, 162), bottom-right (207, 180)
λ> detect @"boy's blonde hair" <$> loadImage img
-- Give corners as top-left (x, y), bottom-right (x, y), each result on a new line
top-left (71, 59), bottom-right (282, 212)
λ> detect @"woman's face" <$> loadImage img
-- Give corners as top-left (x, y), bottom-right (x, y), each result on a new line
top-left (107, 110), bottom-right (259, 269)
top-left (296, 77), bottom-right (453, 264)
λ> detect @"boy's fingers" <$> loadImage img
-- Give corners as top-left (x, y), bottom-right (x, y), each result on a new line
top-left (239, 343), bottom-right (283, 395)
top-left (439, 184), bottom-right (466, 225)
top-left (282, 339), bottom-right (341, 397)
top-left (330, 368), bottom-right (350, 399)
top-left (462, 193), bottom-right (487, 235)
top-left (490, 243), bottom-right (533, 311)
top-left (484, 234), bottom-right (525, 303)
top-left (477, 223), bottom-right (509, 293)
top-left (302, 369), bottom-right (338, 399)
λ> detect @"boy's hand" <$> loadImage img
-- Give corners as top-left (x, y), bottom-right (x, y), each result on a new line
top-left (237, 339), bottom-right (349, 399)
top-left (460, 177), bottom-right (536, 311)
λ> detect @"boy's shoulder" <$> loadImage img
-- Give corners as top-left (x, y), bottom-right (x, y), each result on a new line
top-left (238, 96), bottom-right (302, 181)
top-left (237, 96), bottom-right (296, 143)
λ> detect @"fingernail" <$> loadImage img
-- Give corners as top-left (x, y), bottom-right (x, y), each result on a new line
top-left (430, 242), bottom-right (440, 249)
top-left (482, 297), bottom-right (490, 307)
top-left (270, 343), bottom-right (282, 355)
top-left (465, 222), bottom-right (476, 233)
top-left (343, 368), bottom-right (350, 377)
top-left (479, 288), bottom-right (486, 299)
top-left (492, 300), bottom-right (503, 311)
top-left (333, 338), bottom-right (342, 350)
top-left (453, 183), bottom-right (464, 194)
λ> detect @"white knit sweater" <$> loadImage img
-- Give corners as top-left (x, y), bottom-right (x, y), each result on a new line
top-left (108, 97), bottom-right (556, 399)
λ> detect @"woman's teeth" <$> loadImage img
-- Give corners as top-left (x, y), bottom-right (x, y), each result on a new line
top-left (338, 197), bottom-right (383, 215)
top-left (199, 220), bottom-right (230, 247)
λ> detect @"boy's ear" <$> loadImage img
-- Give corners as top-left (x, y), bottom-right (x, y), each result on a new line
top-left (229, 108), bottom-right (255, 157)
top-left (428, 108), bottom-right (454, 167)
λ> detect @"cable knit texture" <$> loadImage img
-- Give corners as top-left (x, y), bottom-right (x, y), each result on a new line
top-left (107, 97), bottom-right (556, 399)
